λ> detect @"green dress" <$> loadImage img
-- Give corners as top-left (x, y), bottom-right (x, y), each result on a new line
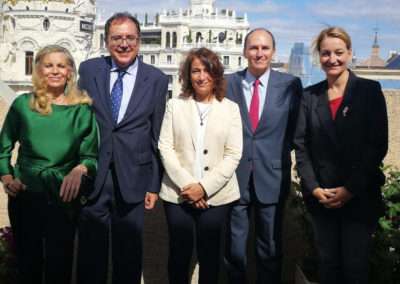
top-left (0, 93), bottom-right (98, 206)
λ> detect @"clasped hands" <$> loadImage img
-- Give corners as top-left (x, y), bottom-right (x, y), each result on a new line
top-left (312, 186), bottom-right (353, 209)
top-left (180, 183), bottom-right (208, 209)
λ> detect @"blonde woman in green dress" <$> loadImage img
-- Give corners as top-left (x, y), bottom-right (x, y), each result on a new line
top-left (0, 45), bottom-right (98, 284)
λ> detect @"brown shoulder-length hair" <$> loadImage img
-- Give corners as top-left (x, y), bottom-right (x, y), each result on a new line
top-left (179, 47), bottom-right (226, 101)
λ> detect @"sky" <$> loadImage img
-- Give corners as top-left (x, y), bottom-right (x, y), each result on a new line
top-left (97, 0), bottom-right (400, 62)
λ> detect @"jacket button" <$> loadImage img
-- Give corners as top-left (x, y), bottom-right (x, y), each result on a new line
top-left (203, 149), bottom-right (208, 154)
top-left (204, 166), bottom-right (209, 171)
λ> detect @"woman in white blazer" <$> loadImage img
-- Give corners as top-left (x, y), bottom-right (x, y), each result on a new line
top-left (158, 47), bottom-right (243, 284)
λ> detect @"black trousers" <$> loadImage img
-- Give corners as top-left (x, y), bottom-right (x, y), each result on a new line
top-left (8, 191), bottom-right (76, 284)
top-left (311, 212), bottom-right (377, 284)
top-left (164, 201), bottom-right (231, 284)
top-left (77, 169), bottom-right (145, 284)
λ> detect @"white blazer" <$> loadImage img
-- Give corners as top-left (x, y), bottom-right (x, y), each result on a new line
top-left (158, 96), bottom-right (243, 206)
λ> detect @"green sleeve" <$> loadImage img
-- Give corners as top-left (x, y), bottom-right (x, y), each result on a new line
top-left (0, 102), bottom-right (20, 176)
top-left (79, 106), bottom-right (98, 177)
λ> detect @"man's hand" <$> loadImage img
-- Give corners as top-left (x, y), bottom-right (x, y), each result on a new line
top-left (145, 192), bottom-right (158, 209)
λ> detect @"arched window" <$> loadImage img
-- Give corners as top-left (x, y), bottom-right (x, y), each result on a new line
top-left (43, 18), bottom-right (50, 31)
top-left (166, 32), bottom-right (171, 48)
top-left (172, 32), bottom-right (177, 48)
top-left (25, 51), bottom-right (34, 75)
top-left (196, 32), bottom-right (202, 43)
top-left (100, 34), bottom-right (104, 49)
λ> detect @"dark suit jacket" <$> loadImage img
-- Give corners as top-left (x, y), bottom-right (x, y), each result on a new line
top-left (294, 71), bottom-right (388, 219)
top-left (78, 56), bottom-right (168, 203)
top-left (226, 69), bottom-right (303, 204)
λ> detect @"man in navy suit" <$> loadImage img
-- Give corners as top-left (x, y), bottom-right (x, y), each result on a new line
top-left (77, 12), bottom-right (168, 284)
top-left (224, 28), bottom-right (302, 284)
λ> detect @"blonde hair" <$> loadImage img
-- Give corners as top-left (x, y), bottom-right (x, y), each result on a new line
top-left (31, 45), bottom-right (92, 115)
top-left (313, 26), bottom-right (352, 54)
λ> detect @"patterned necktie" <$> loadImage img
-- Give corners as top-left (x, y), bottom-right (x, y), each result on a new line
top-left (110, 70), bottom-right (126, 123)
top-left (249, 79), bottom-right (260, 131)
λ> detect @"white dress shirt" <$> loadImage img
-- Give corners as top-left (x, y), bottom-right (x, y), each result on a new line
top-left (242, 68), bottom-right (271, 117)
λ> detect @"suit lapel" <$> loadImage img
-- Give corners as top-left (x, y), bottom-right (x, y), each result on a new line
top-left (94, 57), bottom-right (113, 125)
top-left (231, 71), bottom-right (253, 134)
top-left (334, 70), bottom-right (357, 135)
top-left (256, 70), bottom-right (279, 133)
top-left (315, 81), bottom-right (338, 145)
top-left (118, 60), bottom-right (148, 125)
top-left (183, 98), bottom-right (198, 150)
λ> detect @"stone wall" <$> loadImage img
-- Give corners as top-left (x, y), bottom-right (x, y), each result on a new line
top-left (384, 90), bottom-right (400, 168)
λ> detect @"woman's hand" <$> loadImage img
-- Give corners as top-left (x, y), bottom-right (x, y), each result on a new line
top-left (312, 187), bottom-right (335, 202)
top-left (320, 186), bottom-right (353, 209)
top-left (60, 165), bottom-right (87, 202)
top-left (180, 183), bottom-right (206, 203)
top-left (192, 198), bottom-right (209, 209)
top-left (1, 175), bottom-right (26, 197)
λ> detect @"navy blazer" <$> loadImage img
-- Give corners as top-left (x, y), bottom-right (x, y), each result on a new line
top-left (294, 71), bottom-right (388, 219)
top-left (226, 69), bottom-right (303, 204)
top-left (78, 56), bottom-right (168, 203)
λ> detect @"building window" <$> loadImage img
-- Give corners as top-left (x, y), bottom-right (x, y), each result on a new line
top-left (167, 55), bottom-right (172, 64)
top-left (238, 56), bottom-right (242, 67)
top-left (138, 54), bottom-right (143, 61)
top-left (25, 51), bottom-right (34, 75)
top-left (168, 90), bottom-right (173, 98)
top-left (166, 32), bottom-right (170, 48)
top-left (223, 56), bottom-right (229, 66)
top-left (43, 18), bottom-right (50, 31)
top-left (100, 34), bottom-right (104, 49)
top-left (168, 75), bottom-right (173, 84)
top-left (151, 55), bottom-right (155, 65)
top-left (172, 32), bottom-right (177, 48)
top-left (196, 32), bottom-right (202, 43)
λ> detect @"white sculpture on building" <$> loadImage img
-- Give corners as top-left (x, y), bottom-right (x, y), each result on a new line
top-left (0, 0), bottom-right (95, 93)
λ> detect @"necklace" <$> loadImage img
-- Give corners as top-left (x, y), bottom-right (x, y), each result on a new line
top-left (50, 94), bottom-right (67, 105)
top-left (195, 101), bottom-right (212, 126)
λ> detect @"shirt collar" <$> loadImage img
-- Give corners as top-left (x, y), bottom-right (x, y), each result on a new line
top-left (110, 57), bottom-right (138, 75)
top-left (244, 68), bottom-right (271, 87)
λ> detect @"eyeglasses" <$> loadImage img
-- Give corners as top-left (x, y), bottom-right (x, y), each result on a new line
top-left (109, 35), bottom-right (140, 45)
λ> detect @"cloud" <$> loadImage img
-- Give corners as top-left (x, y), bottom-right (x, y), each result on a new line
top-left (309, 0), bottom-right (400, 24)
top-left (218, 0), bottom-right (284, 14)
top-left (97, 0), bottom-right (187, 19)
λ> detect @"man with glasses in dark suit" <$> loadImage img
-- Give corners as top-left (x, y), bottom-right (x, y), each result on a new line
top-left (77, 12), bottom-right (168, 284)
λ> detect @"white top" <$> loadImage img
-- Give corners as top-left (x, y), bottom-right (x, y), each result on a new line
top-left (193, 101), bottom-right (212, 180)
top-left (158, 97), bottom-right (243, 206)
